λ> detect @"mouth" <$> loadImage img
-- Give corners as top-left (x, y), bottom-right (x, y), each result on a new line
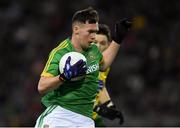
top-left (88, 41), bottom-right (93, 44)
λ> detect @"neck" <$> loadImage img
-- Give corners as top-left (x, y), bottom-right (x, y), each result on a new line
top-left (71, 35), bottom-right (83, 52)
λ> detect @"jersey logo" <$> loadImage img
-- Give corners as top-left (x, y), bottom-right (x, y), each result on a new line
top-left (87, 63), bottom-right (99, 74)
top-left (87, 52), bottom-right (96, 61)
top-left (89, 55), bottom-right (96, 60)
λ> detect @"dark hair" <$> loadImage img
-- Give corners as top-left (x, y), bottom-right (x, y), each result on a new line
top-left (97, 24), bottom-right (112, 42)
top-left (72, 7), bottom-right (99, 24)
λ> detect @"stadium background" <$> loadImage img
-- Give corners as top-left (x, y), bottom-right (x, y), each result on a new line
top-left (0, 0), bottom-right (180, 126)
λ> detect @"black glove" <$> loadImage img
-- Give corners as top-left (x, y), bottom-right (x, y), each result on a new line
top-left (93, 100), bottom-right (124, 125)
top-left (59, 56), bottom-right (87, 81)
top-left (113, 18), bottom-right (132, 44)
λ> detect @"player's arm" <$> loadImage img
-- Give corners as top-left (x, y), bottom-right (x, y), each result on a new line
top-left (98, 86), bottom-right (111, 104)
top-left (38, 76), bottom-right (63, 94)
top-left (100, 41), bottom-right (120, 71)
top-left (94, 87), bottom-right (124, 125)
top-left (94, 80), bottom-right (124, 124)
top-left (38, 56), bottom-right (87, 94)
top-left (100, 19), bottom-right (132, 71)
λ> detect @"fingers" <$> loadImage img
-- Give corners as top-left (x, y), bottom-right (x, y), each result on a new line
top-left (74, 59), bottom-right (87, 75)
top-left (114, 18), bottom-right (132, 43)
top-left (119, 18), bottom-right (132, 29)
top-left (64, 56), bottom-right (71, 71)
top-left (63, 57), bottom-right (87, 79)
top-left (74, 59), bottom-right (84, 67)
top-left (67, 59), bottom-right (87, 77)
top-left (63, 56), bottom-right (72, 80)
top-left (116, 18), bottom-right (132, 29)
top-left (66, 56), bottom-right (71, 64)
top-left (79, 60), bottom-right (87, 68)
top-left (116, 111), bottom-right (124, 125)
top-left (73, 59), bottom-right (87, 70)
top-left (78, 66), bottom-right (87, 75)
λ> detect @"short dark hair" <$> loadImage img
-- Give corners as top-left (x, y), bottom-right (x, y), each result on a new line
top-left (97, 24), bottom-right (112, 42)
top-left (72, 7), bottom-right (99, 24)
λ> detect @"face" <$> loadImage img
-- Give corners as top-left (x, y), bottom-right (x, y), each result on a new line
top-left (95, 34), bottom-right (109, 52)
top-left (73, 22), bottom-right (99, 50)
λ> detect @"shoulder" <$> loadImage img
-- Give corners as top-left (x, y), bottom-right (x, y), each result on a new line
top-left (54, 39), bottom-right (70, 52)
top-left (50, 38), bottom-right (71, 56)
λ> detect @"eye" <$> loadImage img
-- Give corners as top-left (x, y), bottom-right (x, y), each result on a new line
top-left (100, 41), bottom-right (106, 45)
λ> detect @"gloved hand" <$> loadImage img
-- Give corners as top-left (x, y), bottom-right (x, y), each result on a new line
top-left (59, 56), bottom-right (87, 81)
top-left (113, 18), bottom-right (132, 44)
top-left (93, 100), bottom-right (124, 125)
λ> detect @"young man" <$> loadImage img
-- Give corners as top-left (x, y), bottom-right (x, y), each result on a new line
top-left (35, 7), bottom-right (131, 128)
top-left (93, 24), bottom-right (124, 127)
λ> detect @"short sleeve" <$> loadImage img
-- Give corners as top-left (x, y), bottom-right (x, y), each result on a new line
top-left (41, 50), bottom-right (62, 77)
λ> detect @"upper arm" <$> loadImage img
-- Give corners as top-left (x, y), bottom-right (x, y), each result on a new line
top-left (100, 41), bottom-right (120, 71)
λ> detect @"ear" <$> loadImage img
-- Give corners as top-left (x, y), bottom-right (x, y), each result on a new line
top-left (73, 25), bottom-right (80, 35)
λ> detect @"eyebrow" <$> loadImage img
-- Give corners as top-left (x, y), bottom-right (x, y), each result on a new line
top-left (88, 30), bottom-right (98, 33)
top-left (88, 19), bottom-right (97, 24)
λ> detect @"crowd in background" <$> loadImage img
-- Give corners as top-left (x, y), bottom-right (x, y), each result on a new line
top-left (0, 0), bottom-right (180, 126)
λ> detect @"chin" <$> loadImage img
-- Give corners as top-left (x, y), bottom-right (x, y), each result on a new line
top-left (82, 45), bottom-right (91, 51)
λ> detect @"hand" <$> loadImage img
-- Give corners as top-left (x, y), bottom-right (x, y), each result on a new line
top-left (59, 56), bottom-right (87, 81)
top-left (93, 100), bottom-right (124, 125)
top-left (113, 18), bottom-right (132, 44)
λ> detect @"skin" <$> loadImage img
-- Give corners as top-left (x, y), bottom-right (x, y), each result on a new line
top-left (71, 21), bottom-right (99, 52)
top-left (38, 21), bottom-right (120, 94)
top-left (95, 33), bottom-right (111, 104)
top-left (95, 34), bottom-right (109, 52)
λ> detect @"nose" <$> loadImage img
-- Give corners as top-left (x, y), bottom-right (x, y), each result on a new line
top-left (95, 42), bottom-right (99, 47)
top-left (90, 33), bottom-right (96, 41)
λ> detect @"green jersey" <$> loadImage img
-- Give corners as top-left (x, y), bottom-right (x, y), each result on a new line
top-left (41, 38), bottom-right (103, 118)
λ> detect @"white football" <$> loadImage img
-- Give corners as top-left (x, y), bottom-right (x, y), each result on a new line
top-left (59, 52), bottom-right (87, 81)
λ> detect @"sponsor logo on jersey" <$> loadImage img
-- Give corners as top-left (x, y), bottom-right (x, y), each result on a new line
top-left (89, 55), bottom-right (96, 60)
top-left (87, 63), bottom-right (99, 74)
top-left (87, 51), bottom-right (96, 61)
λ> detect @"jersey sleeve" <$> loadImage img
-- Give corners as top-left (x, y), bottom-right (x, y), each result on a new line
top-left (41, 50), bottom-right (62, 77)
top-left (41, 39), bottom-right (69, 77)
top-left (99, 67), bottom-right (110, 84)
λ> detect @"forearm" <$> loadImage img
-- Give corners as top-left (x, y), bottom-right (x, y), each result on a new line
top-left (99, 87), bottom-right (111, 104)
top-left (38, 76), bottom-right (64, 94)
top-left (101, 41), bottom-right (120, 71)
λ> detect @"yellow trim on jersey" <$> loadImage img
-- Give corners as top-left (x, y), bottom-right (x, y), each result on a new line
top-left (42, 40), bottom-right (68, 74)
top-left (41, 72), bottom-right (54, 77)
top-left (93, 94), bottom-right (100, 120)
top-left (92, 111), bottom-right (98, 120)
top-left (94, 94), bottom-right (100, 107)
top-left (92, 67), bottom-right (110, 120)
top-left (99, 67), bottom-right (110, 83)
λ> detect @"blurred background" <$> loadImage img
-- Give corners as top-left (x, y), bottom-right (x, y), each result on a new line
top-left (0, 0), bottom-right (180, 126)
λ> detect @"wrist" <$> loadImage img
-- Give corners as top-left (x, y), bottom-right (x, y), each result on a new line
top-left (104, 100), bottom-right (115, 108)
top-left (59, 74), bottom-right (66, 82)
top-left (111, 40), bottom-right (121, 46)
top-left (59, 76), bottom-right (65, 81)
top-left (112, 36), bottom-right (123, 44)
